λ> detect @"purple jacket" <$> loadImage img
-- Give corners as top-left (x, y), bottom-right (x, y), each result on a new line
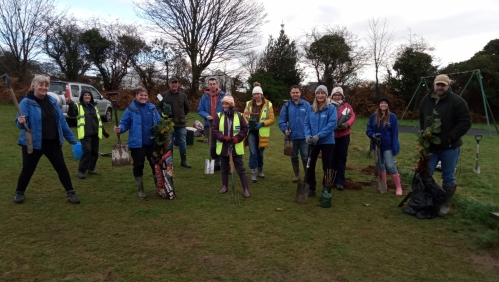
top-left (212, 109), bottom-right (249, 156)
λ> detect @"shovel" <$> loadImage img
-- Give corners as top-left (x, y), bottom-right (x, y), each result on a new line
top-left (295, 145), bottom-right (312, 203)
top-left (204, 125), bottom-right (214, 174)
top-left (474, 134), bottom-right (482, 174)
top-left (2, 74), bottom-right (33, 154)
top-left (108, 92), bottom-right (130, 167)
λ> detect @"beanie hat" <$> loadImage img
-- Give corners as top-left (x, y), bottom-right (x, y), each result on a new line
top-left (252, 82), bottom-right (263, 94)
top-left (331, 87), bottom-right (344, 98)
top-left (379, 97), bottom-right (390, 107)
top-left (315, 85), bottom-right (328, 96)
top-left (222, 94), bottom-right (234, 106)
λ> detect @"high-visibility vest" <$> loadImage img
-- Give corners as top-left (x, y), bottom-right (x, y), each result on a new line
top-left (216, 112), bottom-right (244, 155)
top-left (244, 100), bottom-right (271, 137)
top-left (77, 103), bottom-right (102, 139)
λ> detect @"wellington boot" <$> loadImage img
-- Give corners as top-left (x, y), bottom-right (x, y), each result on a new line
top-left (292, 160), bottom-right (300, 183)
top-left (180, 154), bottom-right (192, 168)
top-left (250, 169), bottom-right (257, 183)
top-left (257, 167), bottom-right (265, 178)
top-left (135, 176), bottom-right (146, 199)
top-left (240, 174), bottom-right (250, 198)
top-left (439, 185), bottom-right (457, 216)
top-left (220, 173), bottom-right (229, 194)
top-left (392, 173), bottom-right (403, 196)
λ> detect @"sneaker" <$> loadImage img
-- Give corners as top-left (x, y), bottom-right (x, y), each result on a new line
top-left (77, 171), bottom-right (86, 179)
top-left (88, 170), bottom-right (97, 175)
top-left (13, 192), bottom-right (25, 204)
top-left (67, 190), bottom-right (81, 204)
top-left (336, 184), bottom-right (344, 191)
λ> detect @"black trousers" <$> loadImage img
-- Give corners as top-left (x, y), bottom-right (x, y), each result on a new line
top-left (306, 143), bottom-right (335, 191)
top-left (17, 140), bottom-right (74, 193)
top-left (78, 134), bottom-right (99, 172)
top-left (332, 135), bottom-right (350, 186)
top-left (220, 154), bottom-right (246, 175)
top-left (130, 145), bottom-right (156, 177)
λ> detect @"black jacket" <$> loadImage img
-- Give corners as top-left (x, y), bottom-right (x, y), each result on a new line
top-left (419, 91), bottom-right (471, 149)
top-left (158, 90), bottom-right (190, 127)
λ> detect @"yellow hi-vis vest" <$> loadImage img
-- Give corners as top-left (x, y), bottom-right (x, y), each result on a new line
top-left (216, 112), bottom-right (244, 155)
top-left (77, 103), bottom-right (103, 139)
top-left (244, 100), bottom-right (271, 138)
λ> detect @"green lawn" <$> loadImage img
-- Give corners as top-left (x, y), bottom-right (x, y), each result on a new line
top-left (1, 104), bottom-right (498, 281)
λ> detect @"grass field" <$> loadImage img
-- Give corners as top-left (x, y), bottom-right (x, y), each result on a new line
top-left (1, 103), bottom-right (499, 281)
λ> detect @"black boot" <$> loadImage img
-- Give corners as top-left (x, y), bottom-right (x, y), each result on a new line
top-left (439, 185), bottom-right (457, 216)
top-left (220, 173), bottom-right (229, 194)
top-left (180, 154), bottom-right (192, 168)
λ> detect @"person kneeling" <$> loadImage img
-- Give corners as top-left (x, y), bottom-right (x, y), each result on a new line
top-left (212, 95), bottom-right (250, 197)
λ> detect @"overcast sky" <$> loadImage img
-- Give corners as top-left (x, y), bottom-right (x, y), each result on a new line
top-left (58, 0), bottom-right (499, 80)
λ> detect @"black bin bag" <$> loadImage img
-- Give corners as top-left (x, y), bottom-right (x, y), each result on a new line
top-left (403, 173), bottom-right (446, 219)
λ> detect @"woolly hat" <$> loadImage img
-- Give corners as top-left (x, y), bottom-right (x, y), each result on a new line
top-left (379, 97), bottom-right (390, 107)
top-left (315, 85), bottom-right (328, 96)
top-left (222, 94), bottom-right (234, 106)
top-left (252, 82), bottom-right (263, 94)
top-left (331, 87), bottom-right (344, 98)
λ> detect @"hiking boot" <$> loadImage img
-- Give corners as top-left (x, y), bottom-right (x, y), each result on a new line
top-left (88, 170), bottom-right (97, 175)
top-left (135, 176), bottom-right (146, 199)
top-left (180, 154), bottom-right (192, 168)
top-left (250, 169), bottom-right (257, 183)
top-left (439, 185), bottom-right (457, 216)
top-left (257, 167), bottom-right (265, 178)
top-left (292, 160), bottom-right (300, 183)
top-left (77, 171), bottom-right (86, 179)
top-left (67, 190), bottom-right (80, 204)
top-left (13, 191), bottom-right (25, 204)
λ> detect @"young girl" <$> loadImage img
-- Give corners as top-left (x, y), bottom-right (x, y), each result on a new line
top-left (366, 97), bottom-right (402, 196)
top-left (212, 94), bottom-right (250, 197)
top-left (304, 85), bottom-right (337, 196)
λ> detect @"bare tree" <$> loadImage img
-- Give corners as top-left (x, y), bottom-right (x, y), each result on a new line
top-left (365, 17), bottom-right (394, 98)
top-left (0, 0), bottom-right (63, 81)
top-left (239, 50), bottom-right (261, 76)
top-left (134, 0), bottom-right (267, 97)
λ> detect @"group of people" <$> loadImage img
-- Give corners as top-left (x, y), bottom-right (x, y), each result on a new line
top-left (13, 74), bottom-right (471, 216)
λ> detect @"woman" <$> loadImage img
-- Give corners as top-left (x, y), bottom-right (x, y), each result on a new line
top-left (366, 97), bottom-right (402, 196)
top-left (304, 85), bottom-right (338, 197)
top-left (114, 87), bottom-right (161, 198)
top-left (68, 90), bottom-right (109, 179)
top-left (330, 86), bottom-right (356, 191)
top-left (243, 82), bottom-right (274, 183)
top-left (14, 75), bottom-right (80, 204)
top-left (212, 94), bottom-right (250, 197)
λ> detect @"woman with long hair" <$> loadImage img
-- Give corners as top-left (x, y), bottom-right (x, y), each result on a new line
top-left (304, 85), bottom-right (337, 197)
top-left (366, 97), bottom-right (402, 196)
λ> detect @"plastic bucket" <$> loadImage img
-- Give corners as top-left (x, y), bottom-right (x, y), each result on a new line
top-left (73, 142), bottom-right (82, 159)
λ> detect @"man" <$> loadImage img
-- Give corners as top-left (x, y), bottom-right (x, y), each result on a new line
top-left (158, 77), bottom-right (192, 168)
top-left (197, 77), bottom-right (226, 170)
top-left (278, 85), bottom-right (311, 183)
top-left (419, 74), bottom-right (471, 216)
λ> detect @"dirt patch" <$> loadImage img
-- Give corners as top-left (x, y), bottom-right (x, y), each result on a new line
top-left (469, 251), bottom-right (499, 274)
top-left (344, 178), bottom-right (363, 190)
top-left (360, 165), bottom-right (376, 175)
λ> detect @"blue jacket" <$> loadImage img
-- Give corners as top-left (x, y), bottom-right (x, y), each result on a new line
top-left (278, 99), bottom-right (311, 140)
top-left (304, 104), bottom-right (337, 145)
top-left (366, 112), bottom-right (400, 155)
top-left (119, 100), bottom-right (161, 149)
top-left (197, 90), bottom-right (226, 126)
top-left (16, 95), bottom-right (76, 149)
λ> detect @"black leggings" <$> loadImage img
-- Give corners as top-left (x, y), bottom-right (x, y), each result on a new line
top-left (79, 134), bottom-right (99, 172)
top-left (17, 140), bottom-right (74, 192)
top-left (306, 143), bottom-right (335, 191)
top-left (130, 145), bottom-right (156, 177)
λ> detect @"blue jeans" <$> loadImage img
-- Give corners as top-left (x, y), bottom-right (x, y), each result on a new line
top-left (379, 149), bottom-right (398, 175)
top-left (169, 127), bottom-right (187, 154)
top-left (248, 131), bottom-right (264, 169)
top-left (291, 139), bottom-right (308, 162)
top-left (429, 147), bottom-right (460, 186)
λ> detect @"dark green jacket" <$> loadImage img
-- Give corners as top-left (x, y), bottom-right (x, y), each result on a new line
top-left (158, 90), bottom-right (190, 127)
top-left (419, 91), bottom-right (471, 149)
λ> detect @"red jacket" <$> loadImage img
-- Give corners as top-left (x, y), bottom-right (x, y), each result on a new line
top-left (333, 102), bottom-right (356, 138)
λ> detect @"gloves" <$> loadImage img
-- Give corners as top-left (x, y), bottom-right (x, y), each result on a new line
top-left (337, 123), bottom-right (349, 130)
top-left (232, 137), bottom-right (238, 144)
top-left (103, 130), bottom-right (110, 138)
top-left (224, 136), bottom-right (232, 142)
top-left (254, 122), bottom-right (263, 130)
top-left (311, 135), bottom-right (319, 145)
top-left (306, 136), bottom-right (314, 145)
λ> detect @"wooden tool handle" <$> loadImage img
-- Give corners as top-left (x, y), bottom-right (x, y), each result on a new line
top-left (2, 74), bottom-right (30, 132)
